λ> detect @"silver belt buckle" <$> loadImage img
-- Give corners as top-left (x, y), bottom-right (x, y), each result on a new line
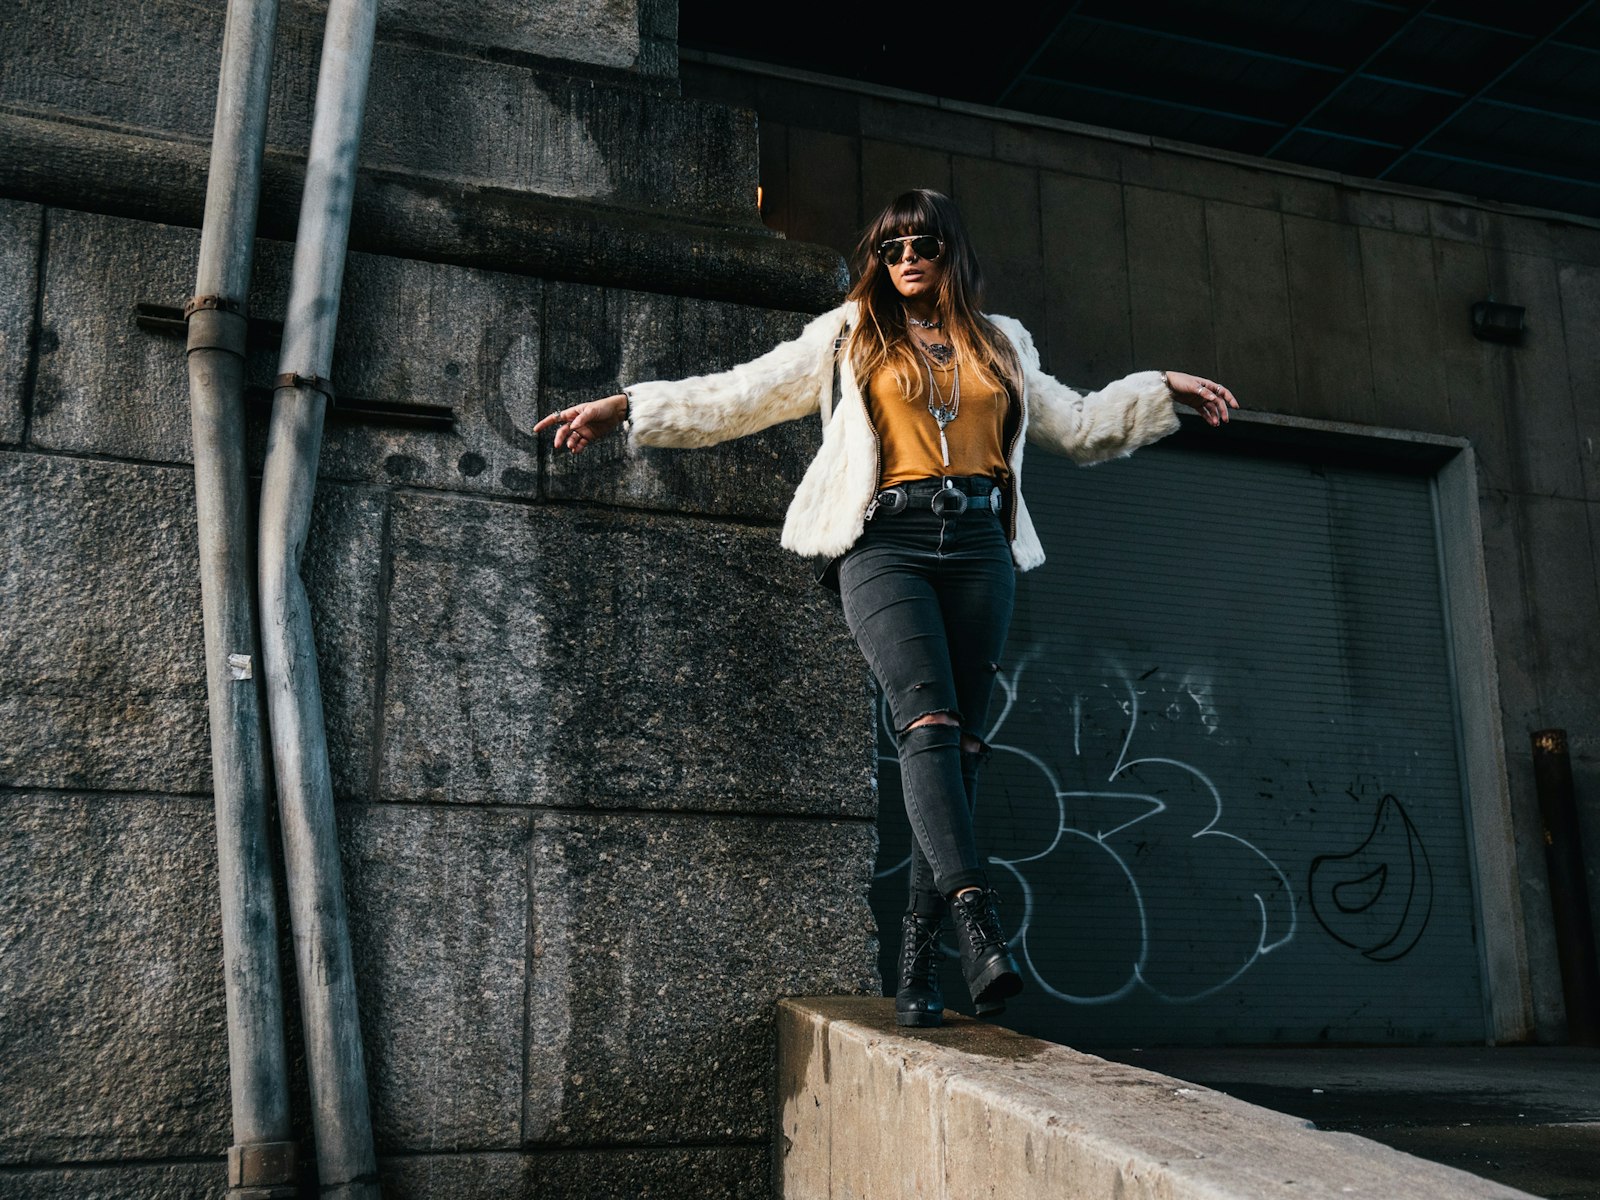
top-left (874, 486), bottom-right (908, 517)
top-left (931, 483), bottom-right (968, 517)
top-left (990, 486), bottom-right (1003, 514)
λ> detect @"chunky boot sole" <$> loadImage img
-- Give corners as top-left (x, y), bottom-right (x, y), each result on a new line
top-left (969, 957), bottom-right (1023, 1014)
top-left (896, 1005), bottom-right (945, 1028)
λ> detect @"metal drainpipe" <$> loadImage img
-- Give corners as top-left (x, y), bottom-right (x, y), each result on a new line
top-left (256, 0), bottom-right (382, 1195)
top-left (184, 1), bottom-right (298, 1196)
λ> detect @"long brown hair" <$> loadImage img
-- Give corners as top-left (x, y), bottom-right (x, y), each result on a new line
top-left (844, 189), bottom-right (1021, 401)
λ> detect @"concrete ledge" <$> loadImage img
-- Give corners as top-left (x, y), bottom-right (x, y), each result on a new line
top-left (775, 997), bottom-right (1537, 1200)
top-left (0, 109), bottom-right (847, 314)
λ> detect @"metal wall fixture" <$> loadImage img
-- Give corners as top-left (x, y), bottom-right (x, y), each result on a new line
top-left (1471, 299), bottom-right (1526, 344)
top-left (141, 304), bottom-right (456, 431)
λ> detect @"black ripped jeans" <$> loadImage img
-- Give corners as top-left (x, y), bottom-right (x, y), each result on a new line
top-left (839, 479), bottom-right (1016, 907)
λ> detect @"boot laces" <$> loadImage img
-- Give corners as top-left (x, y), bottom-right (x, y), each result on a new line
top-left (955, 889), bottom-right (1008, 952)
top-left (900, 914), bottom-right (943, 978)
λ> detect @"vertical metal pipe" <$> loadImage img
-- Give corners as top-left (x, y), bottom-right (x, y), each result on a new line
top-left (1530, 729), bottom-right (1600, 1046)
top-left (257, 0), bottom-right (381, 1194)
top-left (185, 1), bottom-right (297, 1195)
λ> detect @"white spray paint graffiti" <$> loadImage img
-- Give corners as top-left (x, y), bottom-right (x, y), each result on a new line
top-left (875, 656), bottom-right (1298, 1004)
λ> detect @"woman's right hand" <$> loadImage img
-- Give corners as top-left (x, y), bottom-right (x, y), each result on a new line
top-left (532, 393), bottom-right (629, 454)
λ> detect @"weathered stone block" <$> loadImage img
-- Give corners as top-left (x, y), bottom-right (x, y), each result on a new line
top-left (33, 210), bottom-right (546, 499)
top-left (280, 0), bottom-right (647, 71)
top-left (303, 485), bottom-right (388, 801)
top-left (380, 1146), bottom-right (769, 1199)
top-left (0, 454), bottom-right (382, 799)
top-left (0, 201), bottom-right (40, 447)
top-left (34, 211), bottom-right (825, 519)
top-left (0, 455), bottom-right (210, 792)
top-left (2, 0), bottom-right (752, 221)
top-left (346, 39), bottom-right (758, 218)
top-left (341, 805), bottom-right (530, 1151)
top-left (30, 210), bottom-right (197, 464)
top-left (0, 1162), bottom-right (223, 1199)
top-left (378, 492), bottom-right (873, 815)
top-left (0, 794), bottom-right (231, 1161)
top-left (541, 283), bottom-right (820, 521)
top-left (524, 811), bottom-right (879, 1144)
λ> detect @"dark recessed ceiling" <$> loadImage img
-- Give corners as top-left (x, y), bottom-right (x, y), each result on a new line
top-left (680, 0), bottom-right (1600, 220)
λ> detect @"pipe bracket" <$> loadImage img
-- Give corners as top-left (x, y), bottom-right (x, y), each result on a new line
top-left (185, 294), bottom-right (243, 318)
top-left (274, 371), bottom-right (337, 406)
top-left (227, 1140), bottom-right (297, 1191)
top-left (186, 304), bottom-right (250, 358)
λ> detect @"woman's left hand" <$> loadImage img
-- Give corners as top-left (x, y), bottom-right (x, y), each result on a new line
top-left (1165, 370), bottom-right (1238, 427)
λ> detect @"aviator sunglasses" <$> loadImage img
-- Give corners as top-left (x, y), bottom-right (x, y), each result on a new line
top-left (878, 234), bottom-right (945, 266)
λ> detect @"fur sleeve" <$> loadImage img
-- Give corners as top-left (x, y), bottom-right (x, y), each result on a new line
top-left (624, 305), bottom-right (849, 449)
top-left (1000, 319), bottom-right (1181, 465)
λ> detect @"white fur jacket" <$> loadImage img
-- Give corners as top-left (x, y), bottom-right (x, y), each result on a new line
top-left (625, 300), bottom-right (1180, 571)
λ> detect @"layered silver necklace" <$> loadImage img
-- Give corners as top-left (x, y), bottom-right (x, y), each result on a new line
top-left (912, 323), bottom-right (960, 466)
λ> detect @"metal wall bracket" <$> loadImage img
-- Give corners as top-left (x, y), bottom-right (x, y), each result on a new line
top-left (274, 371), bottom-right (337, 405)
top-left (137, 302), bottom-right (456, 431)
top-left (184, 297), bottom-right (251, 358)
top-left (184, 293), bottom-right (244, 318)
top-left (227, 1139), bottom-right (298, 1197)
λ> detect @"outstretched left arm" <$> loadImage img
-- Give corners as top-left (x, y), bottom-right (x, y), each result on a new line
top-left (1001, 318), bottom-right (1238, 465)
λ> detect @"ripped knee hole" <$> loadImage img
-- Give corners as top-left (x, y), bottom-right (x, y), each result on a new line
top-left (903, 712), bottom-right (960, 732)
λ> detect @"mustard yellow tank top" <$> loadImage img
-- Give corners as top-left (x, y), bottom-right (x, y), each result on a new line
top-left (867, 357), bottom-right (1013, 488)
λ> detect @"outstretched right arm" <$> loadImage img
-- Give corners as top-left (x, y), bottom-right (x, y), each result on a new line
top-left (534, 304), bottom-right (849, 455)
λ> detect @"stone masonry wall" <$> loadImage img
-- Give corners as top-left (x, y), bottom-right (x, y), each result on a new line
top-left (0, 199), bottom-right (876, 1196)
top-left (0, 3), bottom-right (874, 1194)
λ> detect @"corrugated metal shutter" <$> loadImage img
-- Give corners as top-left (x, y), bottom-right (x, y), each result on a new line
top-left (870, 433), bottom-right (1486, 1046)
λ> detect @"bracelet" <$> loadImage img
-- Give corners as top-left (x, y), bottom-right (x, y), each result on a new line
top-left (621, 387), bottom-right (633, 428)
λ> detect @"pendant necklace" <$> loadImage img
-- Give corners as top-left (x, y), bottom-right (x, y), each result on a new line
top-left (916, 340), bottom-right (961, 466)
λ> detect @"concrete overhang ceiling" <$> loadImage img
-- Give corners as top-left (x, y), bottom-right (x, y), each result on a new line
top-left (680, 0), bottom-right (1600, 220)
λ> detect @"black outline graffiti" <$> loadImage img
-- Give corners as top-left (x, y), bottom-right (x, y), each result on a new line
top-left (1308, 794), bottom-right (1434, 962)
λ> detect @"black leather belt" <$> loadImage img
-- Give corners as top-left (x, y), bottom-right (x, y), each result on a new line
top-left (868, 476), bottom-right (1004, 519)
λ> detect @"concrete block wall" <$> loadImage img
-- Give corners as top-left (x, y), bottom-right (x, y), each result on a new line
top-left (0, 3), bottom-right (873, 1195)
top-left (682, 55), bottom-right (1600, 1044)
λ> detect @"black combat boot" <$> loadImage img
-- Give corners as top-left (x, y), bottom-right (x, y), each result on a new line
top-left (894, 910), bottom-right (946, 1028)
top-left (950, 887), bottom-right (1022, 1017)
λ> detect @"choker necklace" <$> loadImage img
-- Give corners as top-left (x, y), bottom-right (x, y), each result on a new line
top-left (915, 340), bottom-right (961, 466)
top-left (906, 312), bottom-right (942, 329)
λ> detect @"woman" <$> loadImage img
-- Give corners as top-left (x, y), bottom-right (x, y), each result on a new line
top-left (534, 189), bottom-right (1236, 1027)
